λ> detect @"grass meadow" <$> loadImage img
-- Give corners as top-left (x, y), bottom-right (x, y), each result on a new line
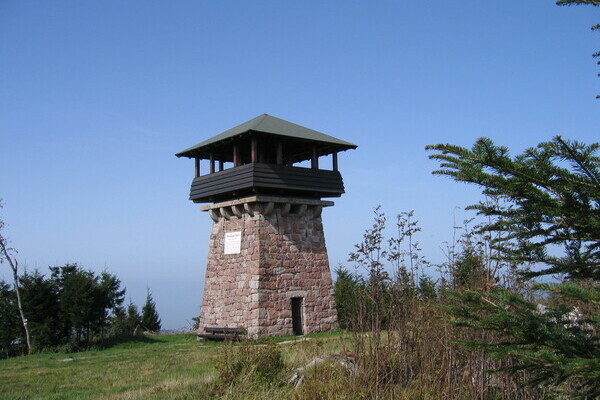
top-left (0, 334), bottom-right (219, 399)
top-left (0, 326), bottom-right (551, 399)
top-left (0, 331), bottom-right (350, 400)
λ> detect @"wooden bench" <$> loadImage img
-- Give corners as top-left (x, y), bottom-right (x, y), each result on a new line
top-left (197, 327), bottom-right (244, 341)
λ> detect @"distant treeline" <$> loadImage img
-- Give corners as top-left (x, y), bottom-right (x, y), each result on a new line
top-left (0, 263), bottom-right (160, 358)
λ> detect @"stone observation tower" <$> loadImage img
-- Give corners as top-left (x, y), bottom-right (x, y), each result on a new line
top-left (176, 114), bottom-right (357, 337)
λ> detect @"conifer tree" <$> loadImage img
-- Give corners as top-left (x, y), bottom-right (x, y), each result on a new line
top-left (126, 300), bottom-right (142, 334)
top-left (333, 266), bottom-right (361, 329)
top-left (0, 280), bottom-right (20, 358)
top-left (141, 288), bottom-right (161, 333)
top-left (19, 270), bottom-right (60, 350)
top-left (427, 137), bottom-right (599, 398)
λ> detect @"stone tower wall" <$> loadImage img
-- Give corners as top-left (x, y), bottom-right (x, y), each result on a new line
top-left (198, 200), bottom-right (338, 337)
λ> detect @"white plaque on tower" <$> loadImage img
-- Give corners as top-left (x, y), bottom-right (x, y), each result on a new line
top-left (224, 231), bottom-right (242, 254)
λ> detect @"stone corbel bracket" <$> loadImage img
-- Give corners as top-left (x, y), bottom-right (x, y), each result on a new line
top-left (201, 195), bottom-right (334, 222)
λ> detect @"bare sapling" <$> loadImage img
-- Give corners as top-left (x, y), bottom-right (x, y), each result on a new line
top-left (0, 200), bottom-right (32, 354)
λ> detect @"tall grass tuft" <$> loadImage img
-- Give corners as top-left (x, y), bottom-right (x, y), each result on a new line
top-left (215, 341), bottom-right (284, 387)
top-left (336, 208), bottom-right (550, 399)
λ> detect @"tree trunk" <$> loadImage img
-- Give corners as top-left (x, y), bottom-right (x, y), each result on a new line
top-left (0, 240), bottom-right (32, 354)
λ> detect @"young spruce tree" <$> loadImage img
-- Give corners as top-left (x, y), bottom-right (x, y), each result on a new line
top-left (141, 288), bottom-right (161, 333)
top-left (427, 137), bottom-right (599, 398)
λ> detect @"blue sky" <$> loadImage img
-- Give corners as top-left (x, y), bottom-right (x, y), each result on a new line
top-left (1, 1), bottom-right (597, 329)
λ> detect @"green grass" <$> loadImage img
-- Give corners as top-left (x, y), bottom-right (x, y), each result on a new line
top-left (0, 334), bottom-right (221, 399)
top-left (0, 331), bottom-right (350, 400)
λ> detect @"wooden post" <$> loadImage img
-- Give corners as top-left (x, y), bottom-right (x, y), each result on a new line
top-left (251, 138), bottom-right (258, 163)
top-left (277, 141), bottom-right (283, 165)
top-left (311, 146), bottom-right (319, 169)
top-left (219, 160), bottom-right (224, 171)
top-left (195, 157), bottom-right (200, 177)
top-left (233, 144), bottom-right (240, 167)
top-left (332, 151), bottom-right (338, 171)
top-left (210, 152), bottom-right (215, 173)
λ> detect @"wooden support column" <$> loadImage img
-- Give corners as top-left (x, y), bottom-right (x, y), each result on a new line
top-left (194, 157), bottom-right (200, 177)
top-left (210, 152), bottom-right (215, 173)
top-left (332, 152), bottom-right (338, 171)
top-left (251, 138), bottom-right (258, 163)
top-left (219, 160), bottom-right (224, 171)
top-left (233, 144), bottom-right (240, 167)
top-left (311, 146), bottom-right (319, 169)
top-left (276, 141), bottom-right (283, 165)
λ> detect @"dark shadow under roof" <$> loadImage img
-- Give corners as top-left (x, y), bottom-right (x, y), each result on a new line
top-left (176, 114), bottom-right (357, 158)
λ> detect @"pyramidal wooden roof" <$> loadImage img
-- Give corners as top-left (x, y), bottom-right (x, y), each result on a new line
top-left (176, 114), bottom-right (357, 158)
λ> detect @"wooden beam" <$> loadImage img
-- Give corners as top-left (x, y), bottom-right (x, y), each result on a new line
top-left (219, 160), bottom-right (224, 171)
top-left (195, 157), bottom-right (200, 177)
top-left (210, 152), bottom-right (215, 173)
top-left (332, 152), bottom-right (338, 171)
top-left (233, 144), bottom-right (240, 167)
top-left (276, 141), bottom-right (283, 165)
top-left (251, 138), bottom-right (258, 163)
top-left (311, 146), bottom-right (318, 169)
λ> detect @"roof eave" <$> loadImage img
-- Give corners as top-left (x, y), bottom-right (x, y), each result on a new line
top-left (176, 130), bottom-right (357, 159)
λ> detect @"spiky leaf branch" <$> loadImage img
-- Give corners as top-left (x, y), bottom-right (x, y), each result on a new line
top-left (428, 137), bottom-right (599, 398)
top-left (427, 136), bottom-right (600, 280)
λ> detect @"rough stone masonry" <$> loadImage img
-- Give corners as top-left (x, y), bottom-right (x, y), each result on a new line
top-left (197, 197), bottom-right (338, 337)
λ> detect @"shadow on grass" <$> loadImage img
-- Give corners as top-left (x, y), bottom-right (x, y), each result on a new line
top-left (93, 334), bottom-right (164, 350)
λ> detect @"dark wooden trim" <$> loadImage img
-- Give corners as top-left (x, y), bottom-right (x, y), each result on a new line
top-left (210, 152), bottom-right (215, 174)
top-left (332, 152), bottom-right (338, 171)
top-left (189, 163), bottom-right (345, 202)
top-left (194, 157), bottom-right (200, 177)
top-left (251, 138), bottom-right (258, 163)
top-left (277, 141), bottom-right (283, 165)
top-left (219, 160), bottom-right (224, 171)
top-left (311, 146), bottom-right (318, 169)
top-left (233, 144), bottom-right (240, 167)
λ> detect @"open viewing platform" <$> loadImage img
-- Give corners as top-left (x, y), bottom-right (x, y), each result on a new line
top-left (176, 114), bottom-right (357, 204)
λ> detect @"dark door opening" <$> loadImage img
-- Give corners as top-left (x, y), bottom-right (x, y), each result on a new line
top-left (291, 297), bottom-right (304, 335)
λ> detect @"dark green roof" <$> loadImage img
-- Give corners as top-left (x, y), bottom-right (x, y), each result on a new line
top-left (176, 114), bottom-right (357, 158)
